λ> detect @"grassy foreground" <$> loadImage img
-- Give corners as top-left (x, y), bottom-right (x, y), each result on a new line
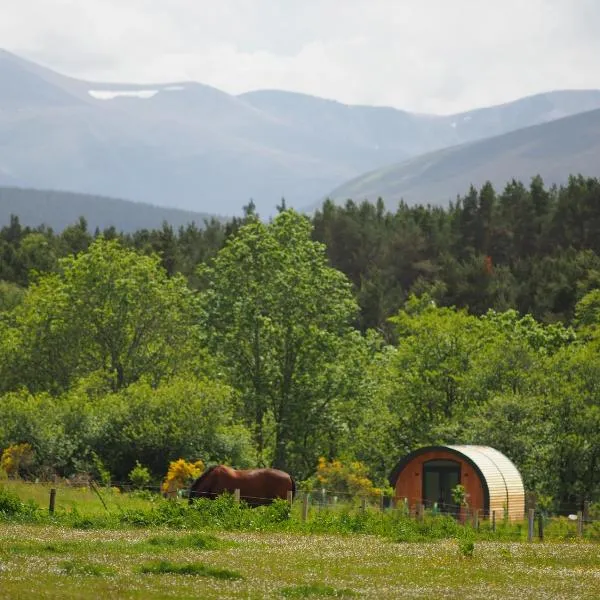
top-left (1, 483), bottom-right (599, 598)
top-left (1, 524), bottom-right (599, 599)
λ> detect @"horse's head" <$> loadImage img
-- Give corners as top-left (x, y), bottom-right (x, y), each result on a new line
top-left (188, 465), bottom-right (218, 504)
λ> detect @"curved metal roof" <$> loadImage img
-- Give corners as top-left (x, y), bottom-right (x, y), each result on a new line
top-left (389, 445), bottom-right (525, 520)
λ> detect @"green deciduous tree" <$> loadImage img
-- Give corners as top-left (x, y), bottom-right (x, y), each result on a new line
top-left (199, 210), bottom-right (363, 475)
top-left (3, 238), bottom-right (201, 393)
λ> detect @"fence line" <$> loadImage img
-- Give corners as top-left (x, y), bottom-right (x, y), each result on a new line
top-left (5, 479), bottom-right (598, 530)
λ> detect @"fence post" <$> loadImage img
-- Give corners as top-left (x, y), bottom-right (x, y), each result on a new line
top-left (577, 511), bottom-right (583, 537)
top-left (492, 510), bottom-right (496, 533)
top-left (302, 492), bottom-right (310, 522)
top-left (583, 501), bottom-right (590, 523)
top-left (538, 512), bottom-right (544, 541)
top-left (417, 503), bottom-right (424, 522)
top-left (379, 493), bottom-right (384, 512)
top-left (49, 488), bottom-right (56, 514)
top-left (234, 488), bottom-right (240, 503)
top-left (287, 490), bottom-right (293, 507)
top-left (528, 509), bottom-right (534, 542)
top-left (473, 509), bottom-right (479, 531)
top-left (361, 497), bottom-right (367, 513)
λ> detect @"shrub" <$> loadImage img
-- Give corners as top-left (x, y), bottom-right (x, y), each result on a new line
top-left (312, 457), bottom-right (380, 498)
top-left (457, 537), bottom-right (475, 558)
top-left (129, 461), bottom-right (151, 489)
top-left (0, 485), bottom-right (22, 515)
top-left (161, 458), bottom-right (204, 497)
top-left (0, 443), bottom-right (35, 478)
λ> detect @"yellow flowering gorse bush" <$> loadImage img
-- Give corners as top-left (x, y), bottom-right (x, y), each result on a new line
top-left (315, 457), bottom-right (381, 498)
top-left (161, 458), bottom-right (204, 496)
top-left (0, 443), bottom-right (34, 478)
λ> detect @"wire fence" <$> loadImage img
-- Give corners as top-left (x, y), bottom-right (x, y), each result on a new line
top-left (5, 478), bottom-right (599, 541)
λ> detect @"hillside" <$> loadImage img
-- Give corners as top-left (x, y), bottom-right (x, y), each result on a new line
top-left (324, 108), bottom-right (600, 207)
top-left (2, 49), bottom-right (600, 215)
top-left (0, 187), bottom-right (216, 232)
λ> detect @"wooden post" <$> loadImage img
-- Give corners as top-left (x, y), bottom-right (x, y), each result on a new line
top-left (49, 488), bottom-right (56, 514)
top-left (528, 509), bottom-right (534, 542)
top-left (583, 501), bottom-right (590, 523)
top-left (538, 513), bottom-right (544, 541)
top-left (361, 497), bottom-right (367, 513)
top-left (417, 503), bottom-right (424, 522)
top-left (234, 488), bottom-right (240, 503)
top-left (302, 492), bottom-right (310, 522)
top-left (286, 490), bottom-right (293, 507)
top-left (577, 511), bottom-right (583, 537)
top-left (379, 493), bottom-right (384, 512)
top-left (473, 509), bottom-right (479, 531)
top-left (492, 510), bottom-right (496, 533)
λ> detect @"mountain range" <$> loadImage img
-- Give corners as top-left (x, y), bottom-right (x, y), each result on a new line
top-left (325, 107), bottom-right (600, 207)
top-left (1, 48), bottom-right (600, 217)
top-left (0, 187), bottom-right (214, 233)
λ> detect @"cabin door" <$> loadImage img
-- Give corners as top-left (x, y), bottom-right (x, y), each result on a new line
top-left (422, 460), bottom-right (461, 514)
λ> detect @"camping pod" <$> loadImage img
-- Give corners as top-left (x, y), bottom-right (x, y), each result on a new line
top-left (389, 445), bottom-right (525, 521)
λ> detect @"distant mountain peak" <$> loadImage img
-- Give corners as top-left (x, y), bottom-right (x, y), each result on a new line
top-left (1, 49), bottom-right (600, 216)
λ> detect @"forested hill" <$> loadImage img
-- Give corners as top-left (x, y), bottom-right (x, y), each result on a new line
top-left (0, 187), bottom-right (216, 232)
top-left (2, 173), bottom-right (600, 509)
top-left (2, 174), bottom-right (600, 328)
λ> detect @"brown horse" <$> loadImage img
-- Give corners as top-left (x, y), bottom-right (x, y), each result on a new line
top-left (188, 465), bottom-right (295, 507)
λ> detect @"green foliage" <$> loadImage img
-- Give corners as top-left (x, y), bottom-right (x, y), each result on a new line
top-left (2, 177), bottom-right (600, 507)
top-left (451, 484), bottom-right (468, 508)
top-left (0, 485), bottom-right (23, 515)
top-left (91, 452), bottom-right (111, 487)
top-left (128, 461), bottom-right (151, 489)
top-left (457, 537), bottom-right (475, 558)
top-left (199, 210), bottom-right (363, 475)
top-left (3, 238), bottom-right (201, 394)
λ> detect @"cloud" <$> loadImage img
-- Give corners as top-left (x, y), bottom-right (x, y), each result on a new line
top-left (2, 0), bottom-right (600, 113)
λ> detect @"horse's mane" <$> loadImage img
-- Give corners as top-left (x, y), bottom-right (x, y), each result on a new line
top-left (191, 464), bottom-right (218, 488)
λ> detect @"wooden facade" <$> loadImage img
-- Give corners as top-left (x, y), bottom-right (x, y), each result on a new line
top-left (389, 445), bottom-right (525, 522)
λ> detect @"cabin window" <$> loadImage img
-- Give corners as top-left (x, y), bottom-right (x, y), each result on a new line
top-left (422, 459), bottom-right (460, 512)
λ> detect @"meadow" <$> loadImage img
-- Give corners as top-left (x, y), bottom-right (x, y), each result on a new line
top-left (1, 483), bottom-right (599, 599)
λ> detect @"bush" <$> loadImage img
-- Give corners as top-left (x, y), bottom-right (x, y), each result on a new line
top-left (1, 443), bottom-right (34, 478)
top-left (457, 537), bottom-right (475, 558)
top-left (0, 485), bottom-right (22, 515)
top-left (129, 461), bottom-right (151, 489)
top-left (311, 457), bottom-right (381, 498)
top-left (161, 458), bottom-right (204, 497)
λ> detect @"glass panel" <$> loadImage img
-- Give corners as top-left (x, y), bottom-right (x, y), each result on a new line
top-left (423, 470), bottom-right (440, 507)
top-left (440, 470), bottom-right (460, 508)
top-left (423, 460), bottom-right (461, 513)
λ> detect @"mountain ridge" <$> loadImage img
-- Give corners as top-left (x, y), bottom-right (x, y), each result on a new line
top-left (323, 107), bottom-right (600, 208)
top-left (2, 49), bottom-right (600, 215)
top-left (0, 186), bottom-right (218, 232)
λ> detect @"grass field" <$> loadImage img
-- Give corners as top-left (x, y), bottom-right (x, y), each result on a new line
top-left (1, 524), bottom-right (599, 599)
top-left (1, 482), bottom-right (599, 598)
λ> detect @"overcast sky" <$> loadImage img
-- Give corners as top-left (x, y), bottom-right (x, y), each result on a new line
top-left (2, 0), bottom-right (600, 114)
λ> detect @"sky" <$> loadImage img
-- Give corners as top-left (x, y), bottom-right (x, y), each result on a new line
top-left (2, 0), bottom-right (600, 115)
